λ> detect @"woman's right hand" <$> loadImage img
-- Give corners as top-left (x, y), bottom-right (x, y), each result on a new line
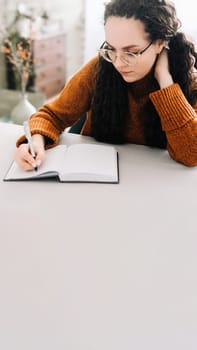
top-left (15, 134), bottom-right (46, 171)
top-left (154, 48), bottom-right (173, 88)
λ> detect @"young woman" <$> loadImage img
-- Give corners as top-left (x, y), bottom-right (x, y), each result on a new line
top-left (15, 0), bottom-right (197, 170)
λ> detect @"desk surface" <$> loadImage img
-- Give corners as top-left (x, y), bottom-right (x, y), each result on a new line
top-left (0, 122), bottom-right (197, 350)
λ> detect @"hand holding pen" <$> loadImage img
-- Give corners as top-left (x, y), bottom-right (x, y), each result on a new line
top-left (14, 121), bottom-right (45, 171)
top-left (23, 121), bottom-right (38, 170)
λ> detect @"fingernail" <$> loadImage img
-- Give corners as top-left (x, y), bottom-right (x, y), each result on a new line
top-left (36, 160), bottom-right (42, 166)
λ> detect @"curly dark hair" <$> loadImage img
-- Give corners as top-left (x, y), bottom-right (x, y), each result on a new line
top-left (91, 0), bottom-right (197, 147)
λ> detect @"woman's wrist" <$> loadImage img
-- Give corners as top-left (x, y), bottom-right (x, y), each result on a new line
top-left (157, 73), bottom-right (174, 89)
top-left (32, 134), bottom-right (45, 148)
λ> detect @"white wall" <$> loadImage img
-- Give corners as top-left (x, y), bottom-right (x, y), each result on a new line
top-left (83, 0), bottom-right (105, 63)
top-left (174, 0), bottom-right (196, 41)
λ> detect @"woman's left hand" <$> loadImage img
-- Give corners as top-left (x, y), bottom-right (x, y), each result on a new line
top-left (154, 48), bottom-right (174, 88)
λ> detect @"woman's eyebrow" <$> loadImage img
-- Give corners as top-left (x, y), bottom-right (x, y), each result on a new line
top-left (105, 41), bottom-right (140, 49)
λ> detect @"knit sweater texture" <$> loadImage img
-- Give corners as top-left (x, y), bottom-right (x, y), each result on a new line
top-left (17, 56), bottom-right (197, 166)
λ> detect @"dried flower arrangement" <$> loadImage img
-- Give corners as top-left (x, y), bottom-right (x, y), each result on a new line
top-left (1, 35), bottom-right (33, 95)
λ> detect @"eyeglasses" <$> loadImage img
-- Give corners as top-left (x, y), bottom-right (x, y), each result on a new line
top-left (99, 41), bottom-right (153, 66)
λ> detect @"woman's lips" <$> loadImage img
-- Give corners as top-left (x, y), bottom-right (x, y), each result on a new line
top-left (119, 70), bottom-right (133, 76)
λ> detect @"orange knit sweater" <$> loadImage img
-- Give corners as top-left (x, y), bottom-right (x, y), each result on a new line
top-left (17, 56), bottom-right (197, 166)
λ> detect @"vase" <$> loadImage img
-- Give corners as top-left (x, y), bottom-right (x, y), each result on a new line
top-left (10, 94), bottom-right (36, 125)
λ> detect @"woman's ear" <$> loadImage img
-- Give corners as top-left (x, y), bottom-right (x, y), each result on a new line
top-left (155, 39), bottom-right (167, 54)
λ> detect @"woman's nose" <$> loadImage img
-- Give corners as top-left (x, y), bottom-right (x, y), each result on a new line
top-left (113, 53), bottom-right (127, 69)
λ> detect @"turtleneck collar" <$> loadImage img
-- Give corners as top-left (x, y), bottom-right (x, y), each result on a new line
top-left (127, 69), bottom-right (159, 97)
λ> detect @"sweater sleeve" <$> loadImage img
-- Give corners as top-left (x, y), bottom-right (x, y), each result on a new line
top-left (16, 56), bottom-right (98, 148)
top-left (149, 83), bottom-right (197, 166)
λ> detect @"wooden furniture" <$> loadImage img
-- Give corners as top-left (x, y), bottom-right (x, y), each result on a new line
top-left (1, 124), bottom-right (197, 350)
top-left (33, 33), bottom-right (66, 98)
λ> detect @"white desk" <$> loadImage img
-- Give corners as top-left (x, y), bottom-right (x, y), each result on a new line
top-left (0, 123), bottom-right (197, 350)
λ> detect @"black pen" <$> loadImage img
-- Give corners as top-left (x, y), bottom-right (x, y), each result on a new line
top-left (23, 121), bottom-right (38, 171)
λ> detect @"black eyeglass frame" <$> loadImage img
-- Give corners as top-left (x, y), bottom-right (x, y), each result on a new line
top-left (99, 41), bottom-right (153, 65)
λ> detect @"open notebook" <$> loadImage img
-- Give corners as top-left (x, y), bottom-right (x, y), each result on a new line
top-left (4, 143), bottom-right (119, 183)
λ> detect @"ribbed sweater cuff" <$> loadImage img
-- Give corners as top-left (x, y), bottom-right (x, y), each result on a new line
top-left (16, 118), bottom-right (59, 148)
top-left (149, 83), bottom-right (196, 131)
